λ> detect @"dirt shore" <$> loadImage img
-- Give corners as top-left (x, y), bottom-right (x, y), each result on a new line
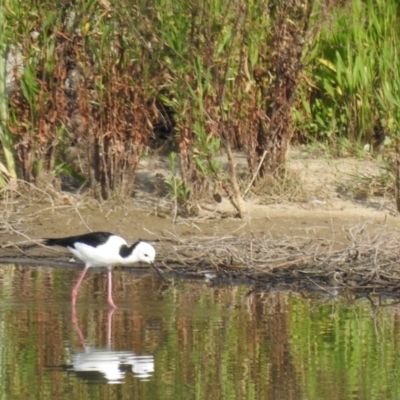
top-left (1, 150), bottom-right (398, 242)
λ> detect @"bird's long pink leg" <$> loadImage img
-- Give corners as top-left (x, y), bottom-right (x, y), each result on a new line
top-left (72, 266), bottom-right (89, 307)
top-left (107, 269), bottom-right (117, 309)
top-left (107, 308), bottom-right (116, 346)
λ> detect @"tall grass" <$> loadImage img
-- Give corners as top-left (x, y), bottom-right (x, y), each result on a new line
top-left (2, 0), bottom-right (399, 204)
top-left (0, 7), bottom-right (17, 186)
top-left (155, 0), bottom-right (243, 197)
top-left (148, 0), bottom-right (314, 215)
top-left (0, 0), bottom-right (270, 202)
top-left (296, 0), bottom-right (400, 151)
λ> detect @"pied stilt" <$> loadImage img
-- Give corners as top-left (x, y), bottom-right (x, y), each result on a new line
top-left (43, 232), bottom-right (167, 308)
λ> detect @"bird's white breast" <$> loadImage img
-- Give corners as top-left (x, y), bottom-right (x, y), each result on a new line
top-left (69, 235), bottom-right (127, 267)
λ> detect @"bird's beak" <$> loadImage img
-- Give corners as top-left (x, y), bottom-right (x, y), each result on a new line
top-left (151, 262), bottom-right (168, 284)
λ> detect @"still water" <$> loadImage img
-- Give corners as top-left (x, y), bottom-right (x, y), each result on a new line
top-left (0, 264), bottom-right (400, 400)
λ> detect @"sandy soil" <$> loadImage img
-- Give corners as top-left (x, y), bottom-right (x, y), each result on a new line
top-left (0, 149), bottom-right (399, 260)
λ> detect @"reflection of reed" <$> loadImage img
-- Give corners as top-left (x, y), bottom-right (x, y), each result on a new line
top-left (7, 270), bottom-right (397, 399)
top-left (66, 307), bottom-right (155, 383)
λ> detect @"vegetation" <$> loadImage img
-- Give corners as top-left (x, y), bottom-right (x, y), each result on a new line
top-left (0, 0), bottom-right (399, 210)
top-left (294, 0), bottom-right (400, 149)
top-left (0, 9), bottom-right (17, 185)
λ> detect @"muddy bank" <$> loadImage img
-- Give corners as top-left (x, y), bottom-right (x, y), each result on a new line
top-left (1, 202), bottom-right (400, 296)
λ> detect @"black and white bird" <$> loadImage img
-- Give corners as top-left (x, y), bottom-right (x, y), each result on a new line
top-left (43, 232), bottom-right (167, 308)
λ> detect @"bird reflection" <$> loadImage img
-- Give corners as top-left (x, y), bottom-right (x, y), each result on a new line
top-left (69, 348), bottom-right (154, 383)
top-left (65, 307), bottom-right (155, 384)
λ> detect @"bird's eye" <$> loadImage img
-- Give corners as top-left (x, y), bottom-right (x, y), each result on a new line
top-left (144, 254), bottom-right (148, 257)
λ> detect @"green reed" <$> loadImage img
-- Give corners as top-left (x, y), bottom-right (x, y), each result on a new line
top-left (0, 5), bottom-right (17, 185)
top-left (3, 0), bottom-right (398, 201)
top-left (297, 0), bottom-right (400, 152)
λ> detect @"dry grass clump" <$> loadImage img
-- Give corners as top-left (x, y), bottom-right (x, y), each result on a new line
top-left (244, 168), bottom-right (307, 204)
top-left (336, 169), bottom-right (394, 200)
top-left (150, 224), bottom-right (400, 295)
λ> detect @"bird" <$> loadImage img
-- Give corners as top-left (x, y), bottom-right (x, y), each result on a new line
top-left (43, 232), bottom-right (167, 308)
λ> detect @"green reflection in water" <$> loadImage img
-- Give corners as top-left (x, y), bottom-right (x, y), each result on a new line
top-left (290, 295), bottom-right (400, 400)
top-left (0, 265), bottom-right (399, 399)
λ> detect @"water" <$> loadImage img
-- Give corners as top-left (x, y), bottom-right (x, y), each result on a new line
top-left (1, 264), bottom-right (400, 400)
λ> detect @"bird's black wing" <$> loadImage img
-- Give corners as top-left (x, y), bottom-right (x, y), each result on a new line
top-left (43, 232), bottom-right (114, 248)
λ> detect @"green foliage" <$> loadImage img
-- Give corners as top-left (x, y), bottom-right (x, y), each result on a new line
top-left (296, 0), bottom-right (400, 152)
top-left (3, 0), bottom-right (400, 200)
top-left (20, 64), bottom-right (39, 120)
top-left (154, 0), bottom-right (274, 197)
top-left (0, 6), bottom-right (17, 185)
